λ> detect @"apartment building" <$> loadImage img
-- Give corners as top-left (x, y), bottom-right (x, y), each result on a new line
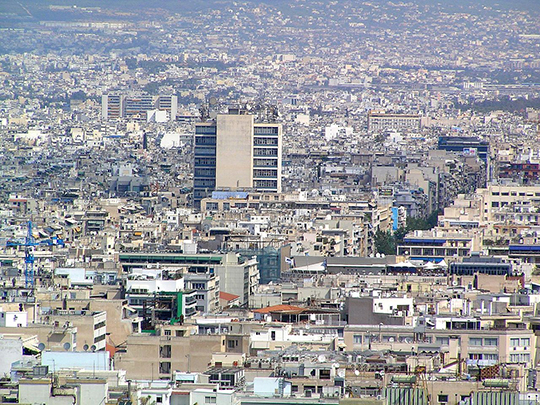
top-left (193, 109), bottom-right (282, 208)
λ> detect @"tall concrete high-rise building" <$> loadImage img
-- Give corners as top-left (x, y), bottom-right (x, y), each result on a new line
top-left (193, 108), bottom-right (282, 208)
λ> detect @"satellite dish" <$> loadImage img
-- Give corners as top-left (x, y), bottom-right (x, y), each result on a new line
top-left (318, 354), bottom-right (326, 363)
top-left (333, 363), bottom-right (340, 368)
top-left (63, 342), bottom-right (71, 351)
top-left (38, 343), bottom-right (46, 351)
top-left (83, 344), bottom-right (89, 352)
top-left (90, 345), bottom-right (97, 352)
top-left (355, 370), bottom-right (360, 376)
top-left (209, 96), bottom-right (217, 105)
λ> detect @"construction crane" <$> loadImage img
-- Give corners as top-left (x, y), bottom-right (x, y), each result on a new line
top-left (6, 221), bottom-right (65, 288)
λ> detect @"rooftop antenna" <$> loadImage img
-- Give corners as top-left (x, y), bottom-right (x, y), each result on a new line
top-left (199, 103), bottom-right (209, 121)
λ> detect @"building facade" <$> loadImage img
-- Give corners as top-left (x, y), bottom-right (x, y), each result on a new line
top-left (367, 111), bottom-right (421, 131)
top-left (101, 94), bottom-right (177, 121)
top-left (194, 109), bottom-right (282, 208)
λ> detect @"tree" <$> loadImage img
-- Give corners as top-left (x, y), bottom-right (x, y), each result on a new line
top-left (375, 230), bottom-right (396, 255)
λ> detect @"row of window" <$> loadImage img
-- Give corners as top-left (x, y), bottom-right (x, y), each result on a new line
top-left (194, 146), bottom-right (216, 156)
top-left (469, 337), bottom-right (498, 346)
top-left (194, 179), bottom-right (216, 188)
top-left (195, 126), bottom-right (217, 135)
top-left (353, 334), bottom-right (414, 344)
top-left (206, 202), bottom-right (263, 211)
top-left (194, 190), bottom-right (211, 198)
top-left (254, 180), bottom-right (278, 189)
top-left (253, 158), bottom-right (278, 167)
top-left (253, 169), bottom-right (278, 178)
top-left (163, 330), bottom-right (185, 337)
top-left (94, 320), bottom-right (106, 330)
top-left (254, 148), bottom-right (278, 156)
top-left (254, 126), bottom-right (279, 135)
top-left (491, 191), bottom-right (540, 197)
top-left (94, 334), bottom-right (106, 343)
top-left (469, 353), bottom-right (498, 361)
top-left (194, 168), bottom-right (216, 177)
top-left (129, 288), bottom-right (149, 294)
top-left (253, 137), bottom-right (278, 146)
top-left (510, 337), bottom-right (530, 347)
top-left (510, 353), bottom-right (531, 363)
top-left (195, 136), bottom-right (216, 145)
top-left (194, 157), bottom-right (216, 166)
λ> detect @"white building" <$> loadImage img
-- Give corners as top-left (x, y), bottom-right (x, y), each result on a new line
top-left (372, 295), bottom-right (414, 317)
top-left (0, 311), bottom-right (28, 327)
top-left (190, 388), bottom-right (238, 405)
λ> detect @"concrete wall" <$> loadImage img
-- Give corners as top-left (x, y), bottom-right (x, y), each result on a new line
top-left (74, 380), bottom-right (108, 405)
top-left (115, 333), bottom-right (226, 380)
top-left (0, 338), bottom-right (23, 378)
top-left (18, 380), bottom-right (74, 405)
top-left (216, 113), bottom-right (254, 190)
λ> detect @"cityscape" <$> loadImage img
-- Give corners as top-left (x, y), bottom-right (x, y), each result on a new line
top-left (1, 0), bottom-right (540, 404)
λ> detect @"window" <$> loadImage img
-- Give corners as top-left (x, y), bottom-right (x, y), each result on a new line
top-left (160, 345), bottom-right (171, 358)
top-left (521, 338), bottom-right (530, 346)
top-left (94, 334), bottom-right (106, 343)
top-left (510, 353), bottom-right (531, 363)
top-left (353, 335), bottom-right (362, 344)
top-left (205, 396), bottom-right (217, 404)
top-left (319, 369), bottom-right (331, 380)
top-left (94, 321), bottom-right (106, 330)
top-left (164, 329), bottom-right (171, 336)
top-left (484, 338), bottom-right (498, 346)
top-left (510, 338), bottom-right (520, 347)
top-left (469, 338), bottom-right (483, 346)
top-left (436, 337), bottom-right (449, 345)
top-left (438, 394), bottom-right (448, 403)
top-left (159, 362), bottom-right (171, 374)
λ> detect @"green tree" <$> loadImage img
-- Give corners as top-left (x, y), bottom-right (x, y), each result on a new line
top-left (375, 230), bottom-right (396, 255)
